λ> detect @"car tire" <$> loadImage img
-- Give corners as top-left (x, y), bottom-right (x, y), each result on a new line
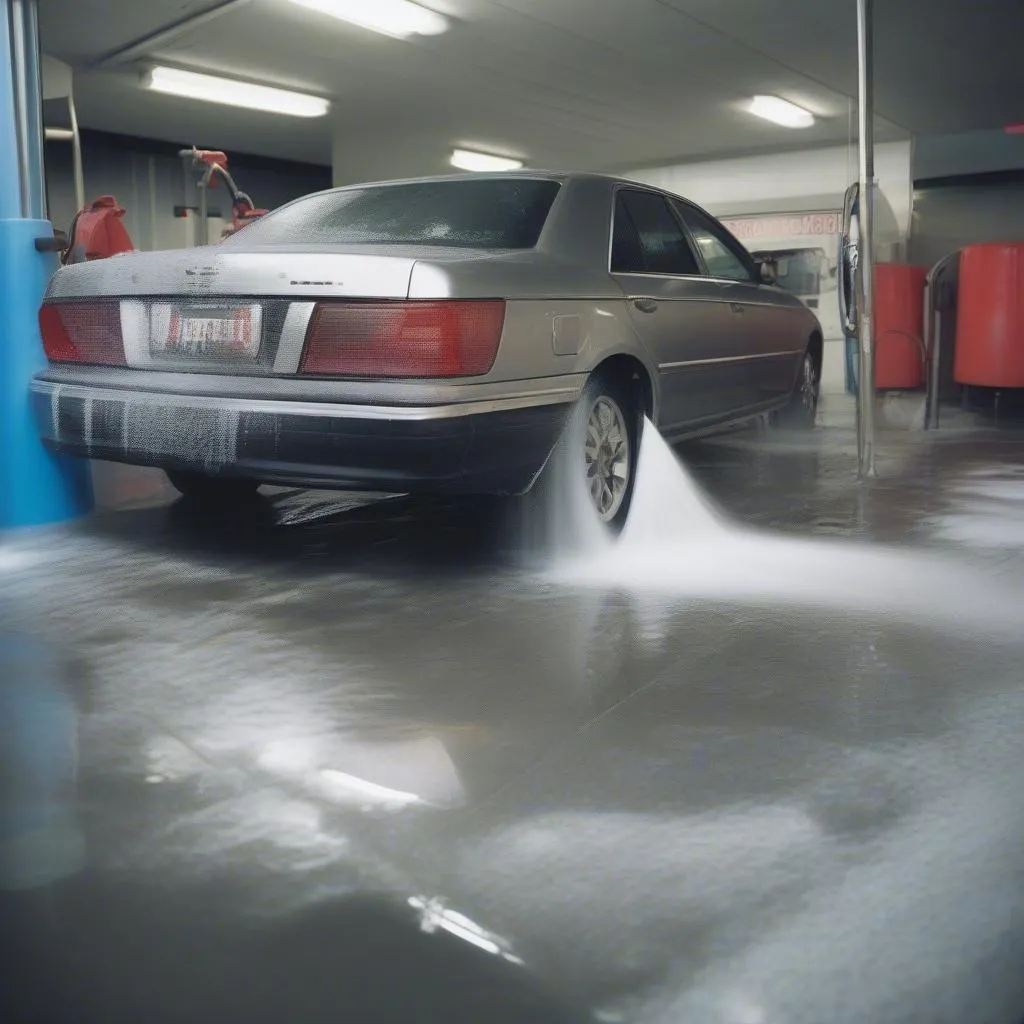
top-left (773, 348), bottom-right (819, 429)
top-left (525, 371), bottom-right (642, 539)
top-left (166, 471), bottom-right (261, 503)
top-left (579, 373), bottom-right (642, 533)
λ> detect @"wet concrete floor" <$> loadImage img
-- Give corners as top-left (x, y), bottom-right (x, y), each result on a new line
top-left (3, 424), bottom-right (1024, 1024)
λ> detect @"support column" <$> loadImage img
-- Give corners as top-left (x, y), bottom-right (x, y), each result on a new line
top-left (855, 0), bottom-right (877, 478)
top-left (0, 0), bottom-right (92, 528)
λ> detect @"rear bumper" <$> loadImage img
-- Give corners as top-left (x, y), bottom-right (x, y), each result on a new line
top-left (30, 376), bottom-right (574, 495)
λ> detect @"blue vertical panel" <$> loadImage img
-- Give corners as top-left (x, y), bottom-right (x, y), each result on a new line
top-left (0, 1), bottom-right (19, 222)
top-left (0, 219), bottom-right (94, 527)
top-left (0, 0), bottom-right (93, 527)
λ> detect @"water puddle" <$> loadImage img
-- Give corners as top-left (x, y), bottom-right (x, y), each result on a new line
top-left (550, 421), bottom-right (1024, 639)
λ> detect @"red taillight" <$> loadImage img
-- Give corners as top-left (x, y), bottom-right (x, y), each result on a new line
top-left (39, 302), bottom-right (125, 366)
top-left (299, 300), bottom-right (505, 378)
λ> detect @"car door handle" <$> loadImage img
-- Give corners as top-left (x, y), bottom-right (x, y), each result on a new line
top-left (729, 302), bottom-right (746, 315)
top-left (632, 297), bottom-right (658, 314)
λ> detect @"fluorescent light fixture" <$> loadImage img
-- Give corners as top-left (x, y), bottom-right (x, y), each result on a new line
top-left (450, 148), bottom-right (524, 172)
top-left (142, 66), bottom-right (329, 118)
top-left (288, 0), bottom-right (449, 38)
top-left (749, 95), bottom-right (815, 129)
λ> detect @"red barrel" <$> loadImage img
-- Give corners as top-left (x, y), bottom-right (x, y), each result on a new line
top-left (875, 263), bottom-right (927, 389)
top-left (954, 243), bottom-right (1024, 387)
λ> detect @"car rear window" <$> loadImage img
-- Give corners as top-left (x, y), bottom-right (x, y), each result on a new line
top-left (226, 178), bottom-right (562, 249)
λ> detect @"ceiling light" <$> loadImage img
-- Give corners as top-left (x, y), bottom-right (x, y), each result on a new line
top-left (748, 95), bottom-right (815, 129)
top-left (288, 0), bottom-right (449, 38)
top-left (142, 66), bottom-right (329, 118)
top-left (450, 149), bottom-right (524, 172)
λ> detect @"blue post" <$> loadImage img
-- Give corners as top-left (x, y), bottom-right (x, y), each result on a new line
top-left (0, 0), bottom-right (92, 528)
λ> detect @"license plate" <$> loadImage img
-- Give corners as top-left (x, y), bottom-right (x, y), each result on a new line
top-left (151, 304), bottom-right (262, 359)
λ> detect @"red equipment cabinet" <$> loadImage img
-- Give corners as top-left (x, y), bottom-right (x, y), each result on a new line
top-left (874, 263), bottom-right (927, 389)
top-left (954, 243), bottom-right (1024, 387)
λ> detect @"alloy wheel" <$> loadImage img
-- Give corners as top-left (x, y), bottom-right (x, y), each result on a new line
top-left (583, 395), bottom-right (631, 522)
top-left (799, 353), bottom-right (818, 415)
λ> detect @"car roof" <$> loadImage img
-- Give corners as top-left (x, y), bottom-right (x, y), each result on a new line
top-left (315, 170), bottom-right (652, 192)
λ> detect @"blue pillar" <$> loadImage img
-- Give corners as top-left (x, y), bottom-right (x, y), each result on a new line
top-left (0, 0), bottom-right (92, 528)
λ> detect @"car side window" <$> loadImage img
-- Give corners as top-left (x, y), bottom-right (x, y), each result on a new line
top-left (612, 190), bottom-right (701, 276)
top-left (676, 203), bottom-right (757, 283)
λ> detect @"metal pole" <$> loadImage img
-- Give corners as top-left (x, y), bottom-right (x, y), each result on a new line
top-left (8, 0), bottom-right (46, 218)
top-left (148, 155), bottom-right (158, 250)
top-left (855, 0), bottom-right (877, 477)
top-left (198, 174), bottom-right (209, 246)
top-left (923, 267), bottom-right (937, 429)
top-left (923, 251), bottom-right (959, 430)
top-left (67, 93), bottom-right (85, 212)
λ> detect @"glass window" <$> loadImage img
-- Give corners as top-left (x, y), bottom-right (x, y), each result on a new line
top-left (224, 178), bottom-right (561, 249)
top-left (676, 203), bottom-right (757, 282)
top-left (753, 247), bottom-right (826, 297)
top-left (612, 190), bottom-right (701, 276)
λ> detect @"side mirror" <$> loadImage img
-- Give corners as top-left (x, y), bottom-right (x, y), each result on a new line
top-left (756, 257), bottom-right (777, 285)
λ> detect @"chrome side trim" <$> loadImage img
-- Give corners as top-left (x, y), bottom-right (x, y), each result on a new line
top-left (615, 270), bottom-right (738, 283)
top-left (35, 364), bottom-right (588, 406)
top-left (273, 302), bottom-right (316, 373)
top-left (621, 293), bottom-right (788, 309)
top-left (660, 396), bottom-right (788, 443)
top-left (31, 380), bottom-right (577, 422)
top-left (659, 349), bottom-right (802, 371)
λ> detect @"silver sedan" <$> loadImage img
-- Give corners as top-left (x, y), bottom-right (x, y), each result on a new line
top-left (33, 172), bottom-right (822, 531)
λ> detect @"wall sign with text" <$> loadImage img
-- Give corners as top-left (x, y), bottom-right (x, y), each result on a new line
top-left (720, 211), bottom-right (841, 242)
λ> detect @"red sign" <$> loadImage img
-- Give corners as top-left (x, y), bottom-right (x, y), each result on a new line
top-left (721, 212), bottom-right (841, 240)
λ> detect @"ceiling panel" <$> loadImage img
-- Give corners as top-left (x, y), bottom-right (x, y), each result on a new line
top-left (38, 0), bottom-right (1024, 178)
top-left (38, 0), bottom-right (227, 63)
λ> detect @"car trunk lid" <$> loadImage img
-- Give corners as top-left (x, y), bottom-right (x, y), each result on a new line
top-left (45, 248), bottom-right (425, 374)
top-left (47, 247), bottom-right (419, 301)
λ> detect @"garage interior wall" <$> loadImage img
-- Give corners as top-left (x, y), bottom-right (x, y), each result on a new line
top-left (627, 142), bottom-right (913, 243)
top-left (39, 55), bottom-right (328, 252)
top-left (44, 132), bottom-right (331, 252)
top-left (909, 128), bottom-right (1024, 266)
top-left (914, 130), bottom-right (1024, 181)
top-left (909, 179), bottom-right (1024, 268)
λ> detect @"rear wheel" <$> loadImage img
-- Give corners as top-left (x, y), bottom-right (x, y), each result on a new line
top-left (581, 384), bottom-right (638, 531)
top-left (773, 348), bottom-right (819, 429)
top-left (528, 371), bottom-right (642, 538)
top-left (166, 471), bottom-right (261, 503)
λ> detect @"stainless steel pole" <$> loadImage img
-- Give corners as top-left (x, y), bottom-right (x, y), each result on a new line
top-left (8, 0), bottom-right (46, 218)
top-left (68, 93), bottom-right (85, 212)
top-left (198, 174), bottom-right (209, 245)
top-left (855, 0), bottom-right (877, 477)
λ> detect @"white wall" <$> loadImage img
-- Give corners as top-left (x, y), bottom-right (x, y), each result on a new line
top-left (626, 141), bottom-right (913, 248)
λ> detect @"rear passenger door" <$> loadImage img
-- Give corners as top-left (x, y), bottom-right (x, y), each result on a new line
top-left (610, 188), bottom-right (742, 432)
top-left (674, 201), bottom-right (803, 407)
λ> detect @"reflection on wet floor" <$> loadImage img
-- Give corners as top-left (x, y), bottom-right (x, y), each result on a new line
top-left (3, 427), bottom-right (1024, 1023)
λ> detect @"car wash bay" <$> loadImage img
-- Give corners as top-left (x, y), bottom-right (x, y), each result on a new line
top-left (6, 2), bottom-right (1024, 1024)
top-left (7, 430), bottom-right (1024, 1023)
